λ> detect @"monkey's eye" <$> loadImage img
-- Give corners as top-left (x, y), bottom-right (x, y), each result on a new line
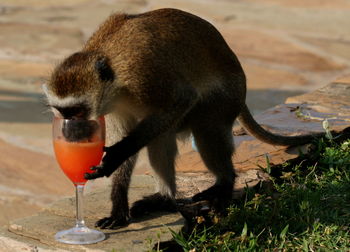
top-left (53, 105), bottom-right (89, 119)
top-left (95, 57), bottom-right (115, 82)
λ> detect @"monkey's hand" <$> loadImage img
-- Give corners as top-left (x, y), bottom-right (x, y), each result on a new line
top-left (85, 145), bottom-right (127, 180)
top-left (84, 164), bottom-right (109, 180)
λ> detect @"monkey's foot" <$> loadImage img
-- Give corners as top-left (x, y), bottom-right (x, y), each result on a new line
top-left (130, 193), bottom-right (177, 218)
top-left (95, 215), bottom-right (129, 229)
top-left (192, 184), bottom-right (233, 212)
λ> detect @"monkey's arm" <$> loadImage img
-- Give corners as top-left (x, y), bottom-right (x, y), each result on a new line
top-left (85, 87), bottom-right (198, 179)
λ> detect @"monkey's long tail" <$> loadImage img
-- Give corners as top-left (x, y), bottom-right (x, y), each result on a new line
top-left (237, 104), bottom-right (324, 146)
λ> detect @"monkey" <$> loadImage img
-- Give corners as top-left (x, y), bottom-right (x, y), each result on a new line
top-left (62, 119), bottom-right (99, 142)
top-left (43, 8), bottom-right (323, 229)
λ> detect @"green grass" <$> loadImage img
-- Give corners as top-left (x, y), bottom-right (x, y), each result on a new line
top-left (168, 137), bottom-right (350, 251)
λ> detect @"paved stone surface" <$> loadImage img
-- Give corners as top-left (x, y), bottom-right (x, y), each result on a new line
top-left (1, 0), bottom-right (350, 249)
top-left (177, 81), bottom-right (350, 173)
top-left (335, 74), bottom-right (350, 84)
top-left (8, 175), bottom-right (184, 252)
top-left (2, 83), bottom-right (350, 251)
top-left (0, 230), bottom-right (70, 252)
top-left (0, 137), bottom-right (71, 226)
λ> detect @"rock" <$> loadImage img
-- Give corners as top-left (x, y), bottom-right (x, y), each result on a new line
top-left (286, 81), bottom-right (350, 112)
top-left (0, 22), bottom-right (83, 62)
top-left (296, 36), bottom-right (350, 62)
top-left (176, 170), bottom-right (269, 199)
top-left (335, 74), bottom-right (350, 84)
top-left (0, 234), bottom-right (70, 252)
top-left (177, 81), bottom-right (350, 175)
top-left (220, 27), bottom-right (345, 72)
top-left (242, 63), bottom-right (308, 90)
top-left (8, 175), bottom-right (184, 251)
top-left (0, 193), bottom-right (41, 227)
top-left (0, 137), bottom-right (72, 226)
top-left (0, 138), bottom-right (71, 197)
top-left (245, 0), bottom-right (350, 9)
top-left (0, 0), bottom-right (91, 8)
top-left (2, 80), bottom-right (350, 252)
top-left (1, 1), bottom-right (350, 250)
top-left (0, 60), bottom-right (51, 86)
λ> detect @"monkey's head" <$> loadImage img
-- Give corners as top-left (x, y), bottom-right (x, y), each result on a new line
top-left (44, 51), bottom-right (116, 120)
top-left (44, 51), bottom-right (115, 141)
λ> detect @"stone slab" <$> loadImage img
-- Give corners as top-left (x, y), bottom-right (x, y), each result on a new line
top-left (0, 229), bottom-right (70, 252)
top-left (1, 1), bottom-right (350, 249)
top-left (46, 175), bottom-right (155, 219)
top-left (0, 22), bottom-right (83, 62)
top-left (0, 136), bottom-right (72, 226)
top-left (220, 26), bottom-right (345, 72)
top-left (246, 0), bottom-right (350, 9)
top-left (335, 74), bottom-right (350, 84)
top-left (9, 212), bottom-right (182, 252)
top-left (177, 81), bottom-right (350, 173)
top-left (7, 175), bottom-right (184, 252)
top-left (3, 83), bottom-right (350, 251)
top-left (175, 170), bottom-right (269, 200)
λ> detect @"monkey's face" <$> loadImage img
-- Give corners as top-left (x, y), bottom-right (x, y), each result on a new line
top-left (44, 51), bottom-right (116, 121)
top-left (61, 119), bottom-right (99, 142)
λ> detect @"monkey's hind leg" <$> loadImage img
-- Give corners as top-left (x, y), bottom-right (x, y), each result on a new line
top-left (95, 154), bottom-right (138, 229)
top-left (130, 132), bottom-right (178, 218)
top-left (95, 114), bottom-right (138, 229)
top-left (191, 124), bottom-right (235, 211)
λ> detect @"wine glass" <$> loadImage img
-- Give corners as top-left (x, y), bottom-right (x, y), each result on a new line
top-left (52, 116), bottom-right (106, 244)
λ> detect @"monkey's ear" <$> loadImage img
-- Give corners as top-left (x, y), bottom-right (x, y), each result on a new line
top-left (95, 57), bottom-right (115, 82)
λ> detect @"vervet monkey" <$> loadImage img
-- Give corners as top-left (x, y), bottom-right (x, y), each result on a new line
top-left (44, 8), bottom-right (321, 229)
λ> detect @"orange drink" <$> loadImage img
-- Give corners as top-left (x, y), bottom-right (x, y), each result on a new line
top-left (53, 139), bottom-right (104, 185)
top-left (52, 116), bottom-right (106, 244)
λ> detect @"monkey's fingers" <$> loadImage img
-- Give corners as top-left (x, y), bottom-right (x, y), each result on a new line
top-left (90, 165), bottom-right (99, 171)
top-left (85, 171), bottom-right (103, 180)
top-left (84, 166), bottom-right (105, 179)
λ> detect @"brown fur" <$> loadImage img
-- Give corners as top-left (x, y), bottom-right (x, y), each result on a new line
top-left (46, 8), bottom-right (323, 229)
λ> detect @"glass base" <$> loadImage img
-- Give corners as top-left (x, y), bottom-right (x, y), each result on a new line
top-left (55, 226), bottom-right (105, 245)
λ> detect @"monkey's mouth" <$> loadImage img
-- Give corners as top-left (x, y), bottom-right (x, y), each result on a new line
top-left (62, 119), bottom-right (98, 142)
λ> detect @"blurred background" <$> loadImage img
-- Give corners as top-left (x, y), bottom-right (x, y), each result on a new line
top-left (0, 0), bottom-right (349, 226)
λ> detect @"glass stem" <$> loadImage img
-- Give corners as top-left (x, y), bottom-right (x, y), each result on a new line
top-left (75, 185), bottom-right (86, 228)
